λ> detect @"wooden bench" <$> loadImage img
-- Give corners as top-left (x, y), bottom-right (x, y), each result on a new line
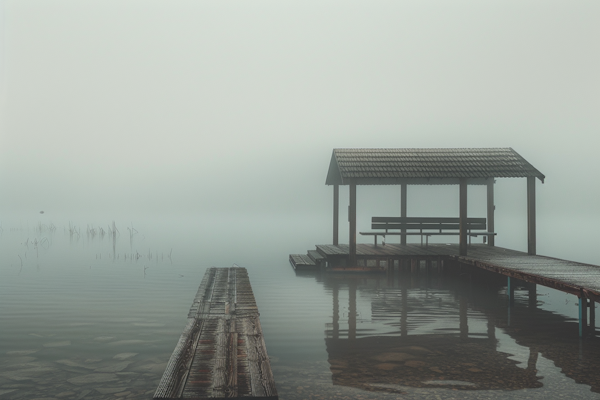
top-left (359, 217), bottom-right (496, 247)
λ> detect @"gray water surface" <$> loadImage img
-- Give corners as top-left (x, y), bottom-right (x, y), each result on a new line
top-left (1, 217), bottom-right (599, 399)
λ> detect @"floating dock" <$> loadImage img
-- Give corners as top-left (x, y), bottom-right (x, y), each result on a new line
top-left (154, 267), bottom-right (278, 400)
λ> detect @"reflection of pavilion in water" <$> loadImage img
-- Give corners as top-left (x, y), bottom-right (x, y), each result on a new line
top-left (320, 265), bottom-right (600, 394)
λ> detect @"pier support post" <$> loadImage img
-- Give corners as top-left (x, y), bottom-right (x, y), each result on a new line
top-left (487, 317), bottom-right (496, 343)
top-left (579, 292), bottom-right (588, 338)
top-left (349, 280), bottom-right (357, 340)
top-left (349, 181), bottom-right (357, 267)
top-left (401, 282), bottom-right (408, 337)
top-left (528, 283), bottom-right (537, 309)
top-left (487, 178), bottom-right (495, 246)
top-left (459, 178), bottom-right (468, 256)
top-left (590, 300), bottom-right (596, 337)
top-left (527, 348), bottom-right (539, 373)
top-left (333, 184), bottom-right (339, 245)
top-left (411, 258), bottom-right (417, 273)
top-left (507, 278), bottom-right (513, 327)
top-left (527, 176), bottom-right (536, 255)
top-left (460, 296), bottom-right (468, 339)
top-left (401, 183), bottom-right (407, 245)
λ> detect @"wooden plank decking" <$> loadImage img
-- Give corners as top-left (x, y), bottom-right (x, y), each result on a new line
top-left (304, 243), bottom-right (600, 302)
top-left (316, 243), bottom-right (462, 258)
top-left (455, 245), bottom-right (600, 302)
top-left (154, 267), bottom-right (278, 400)
top-left (288, 254), bottom-right (316, 270)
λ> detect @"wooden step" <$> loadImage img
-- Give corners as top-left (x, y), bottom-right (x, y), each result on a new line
top-left (307, 250), bottom-right (324, 264)
top-left (289, 254), bottom-right (316, 270)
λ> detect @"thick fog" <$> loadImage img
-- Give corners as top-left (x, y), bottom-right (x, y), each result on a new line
top-left (1, 0), bottom-right (599, 259)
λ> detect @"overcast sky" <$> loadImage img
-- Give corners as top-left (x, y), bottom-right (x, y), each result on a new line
top-left (1, 0), bottom-right (599, 242)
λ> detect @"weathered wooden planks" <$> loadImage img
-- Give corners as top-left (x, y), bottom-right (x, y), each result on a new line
top-left (288, 254), bottom-right (315, 270)
top-left (298, 243), bottom-right (600, 302)
top-left (154, 267), bottom-right (278, 400)
top-left (455, 246), bottom-right (600, 302)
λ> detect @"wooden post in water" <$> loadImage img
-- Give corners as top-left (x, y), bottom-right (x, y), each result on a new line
top-left (400, 183), bottom-right (407, 245)
top-left (332, 283), bottom-right (339, 340)
top-left (590, 300), bottom-right (596, 337)
top-left (333, 184), bottom-right (339, 245)
top-left (348, 181), bottom-right (357, 267)
top-left (401, 283), bottom-right (408, 337)
top-left (459, 178), bottom-right (468, 256)
top-left (487, 178), bottom-right (495, 246)
top-left (528, 283), bottom-right (537, 309)
top-left (411, 258), bottom-right (417, 273)
top-left (527, 349), bottom-right (539, 373)
top-left (507, 278), bottom-right (513, 328)
top-left (348, 280), bottom-right (357, 340)
top-left (460, 296), bottom-right (468, 339)
top-left (527, 176), bottom-right (536, 255)
top-left (487, 317), bottom-right (496, 342)
top-left (579, 291), bottom-right (588, 338)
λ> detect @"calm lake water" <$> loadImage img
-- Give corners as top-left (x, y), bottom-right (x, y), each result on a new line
top-left (1, 215), bottom-right (599, 399)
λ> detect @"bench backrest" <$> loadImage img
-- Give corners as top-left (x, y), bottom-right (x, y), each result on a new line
top-left (372, 217), bottom-right (486, 231)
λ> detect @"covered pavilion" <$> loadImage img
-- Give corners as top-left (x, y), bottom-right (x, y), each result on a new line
top-left (325, 148), bottom-right (545, 264)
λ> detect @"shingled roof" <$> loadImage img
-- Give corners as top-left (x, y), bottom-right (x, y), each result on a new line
top-left (325, 148), bottom-right (545, 185)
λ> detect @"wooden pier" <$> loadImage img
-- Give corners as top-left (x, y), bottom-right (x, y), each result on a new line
top-left (293, 147), bottom-right (598, 336)
top-left (290, 243), bottom-right (600, 337)
top-left (154, 267), bottom-right (278, 400)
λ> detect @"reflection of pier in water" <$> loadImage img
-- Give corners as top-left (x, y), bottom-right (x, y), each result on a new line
top-left (469, 273), bottom-right (600, 394)
top-left (319, 266), bottom-right (600, 394)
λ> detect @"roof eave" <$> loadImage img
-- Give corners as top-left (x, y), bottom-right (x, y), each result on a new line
top-left (325, 150), bottom-right (343, 185)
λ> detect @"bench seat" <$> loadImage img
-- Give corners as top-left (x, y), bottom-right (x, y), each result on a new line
top-left (359, 216), bottom-right (496, 246)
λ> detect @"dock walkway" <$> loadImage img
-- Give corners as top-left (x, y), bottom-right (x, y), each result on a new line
top-left (292, 244), bottom-right (600, 302)
top-left (455, 245), bottom-right (600, 303)
top-left (154, 267), bottom-right (278, 400)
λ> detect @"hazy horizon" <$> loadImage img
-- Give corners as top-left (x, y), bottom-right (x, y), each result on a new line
top-left (1, 0), bottom-right (599, 262)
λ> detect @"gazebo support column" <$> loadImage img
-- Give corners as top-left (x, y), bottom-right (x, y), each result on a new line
top-left (487, 178), bottom-right (495, 246)
top-left (349, 181), bottom-right (357, 267)
top-left (333, 184), bottom-right (339, 245)
top-left (527, 176), bottom-right (536, 255)
top-left (459, 178), bottom-right (468, 256)
top-left (401, 183), bottom-right (407, 245)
